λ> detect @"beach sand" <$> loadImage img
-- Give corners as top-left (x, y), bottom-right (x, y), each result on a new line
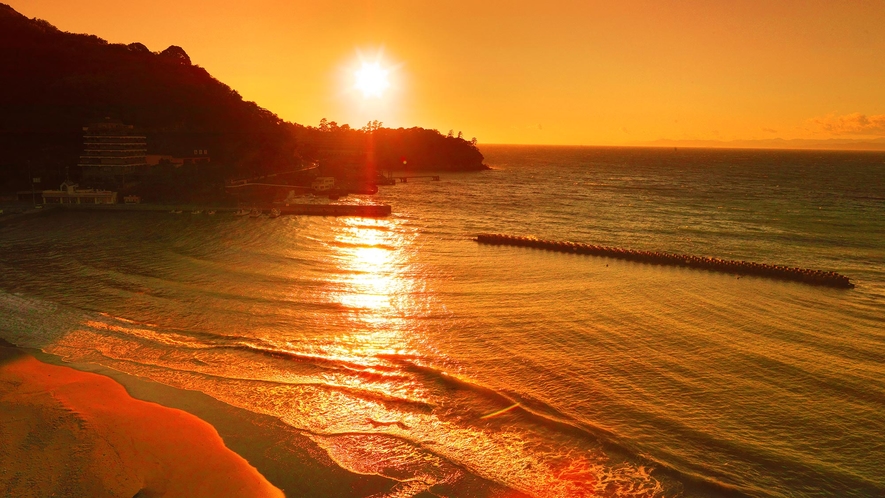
top-left (0, 343), bottom-right (284, 498)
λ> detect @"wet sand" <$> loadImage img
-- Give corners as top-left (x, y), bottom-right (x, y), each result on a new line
top-left (0, 343), bottom-right (284, 498)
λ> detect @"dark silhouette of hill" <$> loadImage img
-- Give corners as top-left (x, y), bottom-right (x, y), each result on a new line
top-left (0, 4), bottom-right (485, 197)
top-left (296, 121), bottom-right (486, 181)
top-left (0, 3), bottom-right (301, 193)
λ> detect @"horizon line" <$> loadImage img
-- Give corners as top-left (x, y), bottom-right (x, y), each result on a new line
top-left (478, 140), bottom-right (885, 152)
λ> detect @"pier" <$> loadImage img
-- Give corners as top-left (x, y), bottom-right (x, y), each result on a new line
top-left (475, 233), bottom-right (855, 289)
top-left (396, 175), bottom-right (440, 183)
top-left (50, 203), bottom-right (392, 217)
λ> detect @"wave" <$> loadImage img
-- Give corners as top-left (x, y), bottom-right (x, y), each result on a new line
top-left (0, 291), bottom-right (79, 348)
top-left (224, 342), bottom-right (409, 373)
top-left (104, 351), bottom-right (437, 414)
top-left (350, 224), bottom-right (392, 232)
top-left (390, 359), bottom-right (634, 445)
top-left (375, 358), bottom-right (775, 497)
top-left (0, 292), bottom-right (765, 497)
top-left (27, 306), bottom-right (672, 496)
top-left (328, 240), bottom-right (397, 251)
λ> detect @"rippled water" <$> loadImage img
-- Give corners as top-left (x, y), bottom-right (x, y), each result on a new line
top-left (1, 146), bottom-right (884, 497)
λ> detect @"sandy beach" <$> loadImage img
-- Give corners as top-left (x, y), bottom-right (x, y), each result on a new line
top-left (0, 342), bottom-right (284, 498)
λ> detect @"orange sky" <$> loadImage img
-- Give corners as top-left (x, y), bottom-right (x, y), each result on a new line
top-left (8, 1), bottom-right (885, 145)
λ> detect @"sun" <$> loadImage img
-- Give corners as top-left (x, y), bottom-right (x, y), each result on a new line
top-left (354, 62), bottom-right (390, 98)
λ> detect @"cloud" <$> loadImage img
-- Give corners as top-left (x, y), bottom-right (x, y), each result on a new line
top-left (811, 113), bottom-right (885, 135)
top-left (762, 127), bottom-right (777, 133)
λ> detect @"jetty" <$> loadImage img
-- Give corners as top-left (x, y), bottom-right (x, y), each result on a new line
top-left (475, 233), bottom-right (855, 289)
top-left (45, 203), bottom-right (391, 217)
top-left (396, 175), bottom-right (440, 183)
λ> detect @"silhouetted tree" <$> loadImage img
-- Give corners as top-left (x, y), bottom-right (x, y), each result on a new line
top-left (127, 42), bottom-right (150, 54)
top-left (159, 45), bottom-right (191, 65)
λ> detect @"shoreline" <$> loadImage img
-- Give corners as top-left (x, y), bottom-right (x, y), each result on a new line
top-left (0, 202), bottom-right (393, 220)
top-left (0, 340), bottom-right (284, 498)
top-left (0, 340), bottom-right (397, 497)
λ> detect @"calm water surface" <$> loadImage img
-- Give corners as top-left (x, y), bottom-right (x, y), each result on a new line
top-left (1, 146), bottom-right (883, 497)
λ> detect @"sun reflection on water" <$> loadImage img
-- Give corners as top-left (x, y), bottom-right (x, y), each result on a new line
top-left (332, 218), bottom-right (409, 318)
top-left (339, 244), bottom-right (394, 314)
top-left (326, 217), bottom-right (418, 356)
top-left (33, 215), bottom-right (669, 497)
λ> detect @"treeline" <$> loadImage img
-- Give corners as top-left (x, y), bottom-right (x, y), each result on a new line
top-left (0, 3), bottom-right (484, 196)
top-left (0, 4), bottom-right (297, 192)
top-left (296, 119), bottom-right (486, 180)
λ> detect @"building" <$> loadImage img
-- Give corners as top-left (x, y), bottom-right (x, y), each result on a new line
top-left (311, 177), bottom-right (335, 192)
top-left (145, 149), bottom-right (210, 168)
top-left (78, 120), bottom-right (148, 186)
top-left (42, 180), bottom-right (117, 205)
top-left (181, 149), bottom-right (211, 165)
top-left (145, 154), bottom-right (175, 166)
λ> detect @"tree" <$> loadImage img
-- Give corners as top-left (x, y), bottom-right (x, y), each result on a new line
top-left (127, 43), bottom-right (150, 54)
top-left (362, 120), bottom-right (383, 133)
top-left (159, 45), bottom-right (191, 65)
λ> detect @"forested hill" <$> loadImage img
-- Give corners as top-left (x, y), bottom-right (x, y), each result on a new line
top-left (0, 4), bottom-right (485, 192)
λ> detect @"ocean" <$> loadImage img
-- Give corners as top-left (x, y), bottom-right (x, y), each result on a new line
top-left (1, 145), bottom-right (883, 497)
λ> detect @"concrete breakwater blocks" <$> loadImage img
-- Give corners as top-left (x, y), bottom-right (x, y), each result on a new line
top-left (475, 233), bottom-right (855, 289)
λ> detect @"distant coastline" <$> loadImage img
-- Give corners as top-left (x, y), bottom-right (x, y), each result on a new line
top-left (479, 140), bottom-right (885, 152)
top-left (632, 137), bottom-right (885, 152)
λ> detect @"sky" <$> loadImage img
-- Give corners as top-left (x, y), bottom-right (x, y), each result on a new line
top-left (8, 0), bottom-right (885, 146)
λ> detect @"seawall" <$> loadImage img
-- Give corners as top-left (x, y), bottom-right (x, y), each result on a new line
top-left (50, 203), bottom-right (392, 217)
top-left (475, 233), bottom-right (855, 289)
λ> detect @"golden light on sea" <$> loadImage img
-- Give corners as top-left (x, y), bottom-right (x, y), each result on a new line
top-left (326, 217), bottom-right (421, 358)
top-left (332, 219), bottom-right (399, 318)
top-left (317, 217), bottom-right (422, 399)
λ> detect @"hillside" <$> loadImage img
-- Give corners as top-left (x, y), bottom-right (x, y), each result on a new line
top-left (0, 4), bottom-right (485, 197)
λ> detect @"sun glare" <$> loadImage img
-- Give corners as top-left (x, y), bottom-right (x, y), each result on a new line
top-left (354, 62), bottom-right (390, 98)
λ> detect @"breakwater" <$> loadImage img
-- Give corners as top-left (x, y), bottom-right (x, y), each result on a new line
top-left (475, 233), bottom-right (855, 289)
top-left (52, 203), bottom-right (392, 217)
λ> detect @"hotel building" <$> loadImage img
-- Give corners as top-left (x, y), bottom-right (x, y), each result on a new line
top-left (78, 120), bottom-right (148, 186)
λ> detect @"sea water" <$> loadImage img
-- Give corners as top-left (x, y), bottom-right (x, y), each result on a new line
top-left (1, 146), bottom-right (883, 497)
